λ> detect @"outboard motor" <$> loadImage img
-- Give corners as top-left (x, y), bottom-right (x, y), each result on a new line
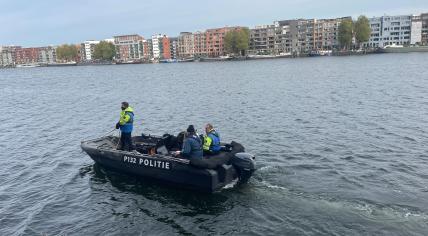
top-left (231, 153), bottom-right (256, 184)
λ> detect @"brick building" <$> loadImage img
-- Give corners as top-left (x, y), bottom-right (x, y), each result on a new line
top-left (113, 34), bottom-right (145, 62)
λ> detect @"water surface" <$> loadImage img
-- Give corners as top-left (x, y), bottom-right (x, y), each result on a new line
top-left (1, 53), bottom-right (428, 235)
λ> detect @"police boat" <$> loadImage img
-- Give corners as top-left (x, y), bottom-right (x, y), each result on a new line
top-left (80, 134), bottom-right (256, 193)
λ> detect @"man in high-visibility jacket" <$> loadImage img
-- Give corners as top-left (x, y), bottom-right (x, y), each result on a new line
top-left (203, 123), bottom-right (221, 155)
top-left (115, 101), bottom-right (134, 151)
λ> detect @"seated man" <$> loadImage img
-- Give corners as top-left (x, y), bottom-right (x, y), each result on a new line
top-left (174, 125), bottom-right (203, 159)
top-left (203, 123), bottom-right (221, 155)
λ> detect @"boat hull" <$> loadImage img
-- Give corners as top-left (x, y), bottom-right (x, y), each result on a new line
top-left (80, 136), bottom-right (247, 192)
top-left (379, 46), bottom-right (428, 53)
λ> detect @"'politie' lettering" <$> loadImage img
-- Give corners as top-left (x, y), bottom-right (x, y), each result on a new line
top-left (123, 155), bottom-right (170, 170)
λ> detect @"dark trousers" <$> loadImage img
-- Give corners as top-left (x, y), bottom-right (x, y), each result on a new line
top-left (119, 132), bottom-right (134, 151)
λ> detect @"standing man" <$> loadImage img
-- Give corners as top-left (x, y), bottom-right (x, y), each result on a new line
top-left (203, 123), bottom-right (221, 155)
top-left (115, 102), bottom-right (134, 151)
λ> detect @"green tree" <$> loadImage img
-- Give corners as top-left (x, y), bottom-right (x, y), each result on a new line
top-left (93, 41), bottom-right (116, 61)
top-left (224, 31), bottom-right (236, 54)
top-left (236, 28), bottom-right (250, 55)
top-left (56, 44), bottom-right (78, 62)
top-left (224, 28), bottom-right (250, 56)
top-left (354, 15), bottom-right (371, 48)
top-left (338, 19), bottom-right (354, 50)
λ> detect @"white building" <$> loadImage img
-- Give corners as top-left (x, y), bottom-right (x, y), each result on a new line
top-left (0, 46), bottom-right (15, 67)
top-left (81, 40), bottom-right (100, 61)
top-left (151, 34), bottom-right (162, 59)
top-left (411, 15), bottom-right (422, 45)
top-left (366, 15), bottom-right (413, 48)
top-left (38, 46), bottom-right (56, 64)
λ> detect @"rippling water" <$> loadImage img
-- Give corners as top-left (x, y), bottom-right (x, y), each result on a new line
top-left (1, 53), bottom-right (428, 235)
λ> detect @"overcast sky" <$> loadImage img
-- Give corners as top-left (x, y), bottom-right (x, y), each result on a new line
top-left (1, 0), bottom-right (427, 47)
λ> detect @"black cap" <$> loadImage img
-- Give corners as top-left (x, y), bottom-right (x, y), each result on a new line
top-left (187, 125), bottom-right (195, 133)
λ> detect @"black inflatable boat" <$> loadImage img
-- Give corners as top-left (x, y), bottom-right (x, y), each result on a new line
top-left (81, 134), bottom-right (256, 192)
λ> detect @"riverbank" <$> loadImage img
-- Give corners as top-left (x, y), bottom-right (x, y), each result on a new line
top-left (2, 48), bottom-right (427, 69)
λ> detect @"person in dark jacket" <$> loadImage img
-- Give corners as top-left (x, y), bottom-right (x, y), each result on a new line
top-left (115, 102), bottom-right (134, 151)
top-left (174, 125), bottom-right (203, 158)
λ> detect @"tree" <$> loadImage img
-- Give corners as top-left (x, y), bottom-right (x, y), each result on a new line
top-left (236, 28), bottom-right (250, 55)
top-left (338, 19), bottom-right (354, 50)
top-left (93, 41), bottom-right (116, 61)
top-left (56, 44), bottom-right (78, 62)
top-left (354, 15), bottom-right (371, 48)
top-left (224, 28), bottom-right (250, 56)
top-left (224, 31), bottom-right (236, 54)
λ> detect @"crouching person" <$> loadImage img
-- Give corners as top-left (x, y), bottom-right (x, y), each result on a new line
top-left (174, 125), bottom-right (203, 158)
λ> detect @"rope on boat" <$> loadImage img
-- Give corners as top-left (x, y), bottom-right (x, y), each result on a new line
top-left (115, 132), bottom-right (121, 149)
top-left (82, 128), bottom-right (118, 143)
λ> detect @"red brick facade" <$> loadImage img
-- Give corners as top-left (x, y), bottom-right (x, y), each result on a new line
top-left (205, 27), bottom-right (244, 57)
top-left (15, 47), bottom-right (39, 64)
top-left (161, 36), bottom-right (171, 59)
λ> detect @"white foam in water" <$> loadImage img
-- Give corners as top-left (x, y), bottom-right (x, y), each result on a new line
top-left (259, 180), bottom-right (288, 190)
top-left (222, 178), bottom-right (239, 189)
top-left (325, 199), bottom-right (428, 221)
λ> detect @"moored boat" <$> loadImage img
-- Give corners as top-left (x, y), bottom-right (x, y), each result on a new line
top-left (177, 58), bottom-right (195, 63)
top-left (81, 134), bottom-right (256, 192)
top-left (16, 63), bottom-right (40, 68)
top-left (199, 56), bottom-right (232, 62)
top-left (159, 59), bottom-right (178, 63)
top-left (246, 53), bottom-right (292, 60)
top-left (114, 60), bottom-right (143, 65)
top-left (308, 50), bottom-right (332, 57)
top-left (47, 62), bottom-right (77, 67)
top-left (379, 45), bottom-right (428, 53)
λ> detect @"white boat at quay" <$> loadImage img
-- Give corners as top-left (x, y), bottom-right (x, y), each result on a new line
top-left (16, 63), bottom-right (40, 68)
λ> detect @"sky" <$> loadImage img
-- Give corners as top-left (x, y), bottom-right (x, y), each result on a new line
top-left (1, 0), bottom-right (427, 47)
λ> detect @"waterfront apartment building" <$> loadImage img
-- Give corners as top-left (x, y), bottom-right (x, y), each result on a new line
top-left (80, 40), bottom-right (99, 61)
top-left (160, 35), bottom-right (171, 59)
top-left (249, 17), bottom-right (349, 55)
top-left (144, 39), bottom-right (153, 60)
top-left (0, 46), bottom-right (56, 66)
top-left (151, 34), bottom-right (162, 59)
top-left (177, 27), bottom-right (245, 58)
top-left (205, 27), bottom-right (244, 57)
top-left (365, 15), bottom-right (414, 48)
top-left (177, 32), bottom-right (194, 59)
top-left (193, 31), bottom-right (207, 58)
top-left (113, 34), bottom-right (145, 62)
top-left (411, 15), bottom-right (423, 45)
top-left (169, 37), bottom-right (178, 59)
top-left (283, 17), bottom-right (350, 53)
top-left (276, 19), bottom-right (309, 54)
top-left (249, 24), bottom-right (278, 55)
top-left (311, 17), bottom-right (348, 50)
top-left (149, 34), bottom-right (172, 60)
top-left (38, 46), bottom-right (56, 64)
top-left (15, 47), bottom-right (39, 64)
top-left (142, 40), bottom-right (151, 60)
top-left (422, 13), bottom-right (428, 45)
top-left (0, 46), bottom-right (18, 67)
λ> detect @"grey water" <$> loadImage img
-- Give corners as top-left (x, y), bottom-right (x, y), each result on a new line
top-left (1, 53), bottom-right (428, 236)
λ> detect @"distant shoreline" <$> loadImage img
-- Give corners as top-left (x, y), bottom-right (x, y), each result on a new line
top-left (2, 49), bottom-right (428, 69)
